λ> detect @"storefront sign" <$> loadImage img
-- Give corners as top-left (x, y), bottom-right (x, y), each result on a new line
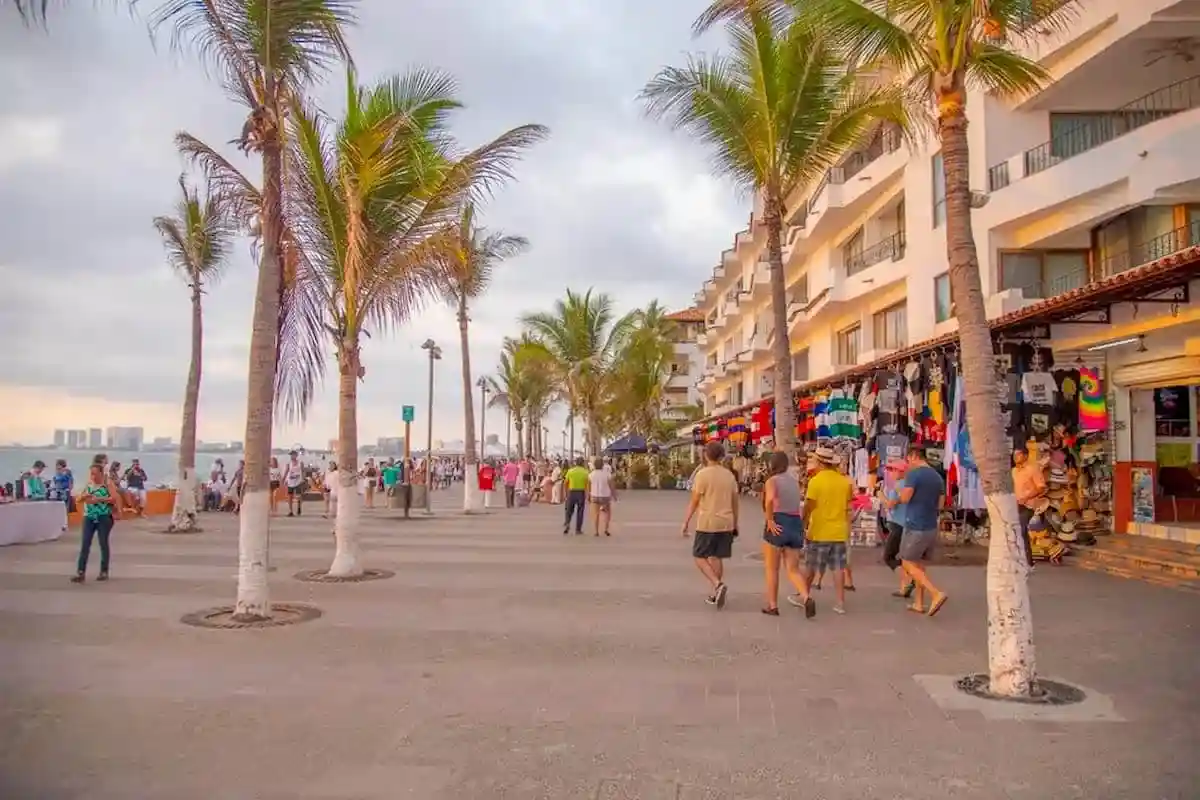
top-left (1131, 466), bottom-right (1155, 524)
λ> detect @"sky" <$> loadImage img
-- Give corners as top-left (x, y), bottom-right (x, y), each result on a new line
top-left (0, 0), bottom-right (745, 449)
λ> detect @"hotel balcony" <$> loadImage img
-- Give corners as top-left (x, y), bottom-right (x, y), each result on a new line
top-left (984, 75), bottom-right (1200, 227)
top-left (697, 367), bottom-right (716, 392)
top-left (695, 331), bottom-right (708, 347)
top-left (803, 125), bottom-right (905, 239)
top-left (749, 261), bottom-right (772, 298)
top-left (720, 295), bottom-right (741, 319)
top-left (722, 355), bottom-right (743, 375)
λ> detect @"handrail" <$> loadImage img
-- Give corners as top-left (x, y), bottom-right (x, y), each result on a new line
top-left (989, 75), bottom-right (1200, 185)
top-left (846, 230), bottom-right (906, 276)
top-left (806, 125), bottom-right (902, 212)
top-left (1096, 222), bottom-right (1200, 278)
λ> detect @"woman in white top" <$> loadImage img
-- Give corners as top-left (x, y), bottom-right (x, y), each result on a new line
top-left (587, 457), bottom-right (617, 537)
top-left (268, 457), bottom-right (283, 516)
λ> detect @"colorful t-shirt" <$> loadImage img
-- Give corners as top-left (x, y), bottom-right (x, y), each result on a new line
top-left (564, 466), bottom-right (589, 492)
top-left (82, 483), bottom-right (114, 521)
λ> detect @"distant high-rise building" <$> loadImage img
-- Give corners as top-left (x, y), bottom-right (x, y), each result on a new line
top-left (230, 441), bottom-right (243, 452)
top-left (105, 426), bottom-right (144, 451)
top-left (53, 429), bottom-right (66, 448)
top-left (66, 430), bottom-right (88, 449)
top-left (376, 437), bottom-right (404, 455)
top-left (327, 439), bottom-right (339, 453)
top-left (88, 429), bottom-right (102, 449)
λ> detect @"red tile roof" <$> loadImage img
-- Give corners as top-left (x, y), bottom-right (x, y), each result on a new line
top-left (665, 307), bottom-right (706, 323)
top-left (693, 246), bottom-right (1200, 425)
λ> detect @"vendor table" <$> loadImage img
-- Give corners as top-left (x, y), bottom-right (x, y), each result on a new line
top-left (0, 502), bottom-right (67, 546)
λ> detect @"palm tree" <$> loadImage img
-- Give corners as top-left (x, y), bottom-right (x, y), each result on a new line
top-left (149, 0), bottom-right (355, 620)
top-left (286, 70), bottom-right (547, 574)
top-left (521, 289), bottom-right (635, 457)
top-left (606, 301), bottom-right (676, 436)
top-left (698, 0), bottom-right (1074, 698)
top-left (486, 334), bottom-right (555, 460)
top-left (641, 6), bottom-right (911, 457)
top-left (440, 204), bottom-right (534, 511)
top-left (153, 175), bottom-right (236, 533)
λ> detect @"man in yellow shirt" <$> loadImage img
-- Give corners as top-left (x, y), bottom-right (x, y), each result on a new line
top-left (680, 441), bottom-right (740, 609)
top-left (802, 445), bottom-right (852, 614)
top-left (562, 458), bottom-right (590, 535)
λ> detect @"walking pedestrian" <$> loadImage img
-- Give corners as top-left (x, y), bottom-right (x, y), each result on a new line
top-left (269, 457), bottom-right (282, 516)
top-left (363, 459), bottom-right (378, 509)
top-left (502, 458), bottom-right (520, 509)
top-left (680, 441), bottom-right (739, 609)
top-left (1011, 445), bottom-right (1043, 569)
top-left (282, 450), bottom-right (305, 517)
top-left (882, 459), bottom-right (915, 598)
top-left (802, 446), bottom-right (852, 614)
top-left (761, 451), bottom-right (815, 618)
top-left (894, 446), bottom-right (949, 616)
top-left (562, 457), bottom-right (589, 535)
top-left (71, 462), bottom-right (125, 583)
top-left (587, 457), bottom-right (616, 537)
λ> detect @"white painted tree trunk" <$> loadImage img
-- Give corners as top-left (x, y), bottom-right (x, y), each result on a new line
top-left (463, 462), bottom-right (481, 512)
top-left (328, 478), bottom-right (363, 577)
top-left (169, 467), bottom-right (198, 532)
top-left (235, 491), bottom-right (271, 617)
top-left (985, 490), bottom-right (1036, 694)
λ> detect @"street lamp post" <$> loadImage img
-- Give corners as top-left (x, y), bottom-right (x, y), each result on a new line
top-left (561, 429), bottom-right (566, 457)
top-left (542, 426), bottom-right (549, 460)
top-left (476, 377), bottom-right (489, 462)
top-left (420, 339), bottom-right (441, 515)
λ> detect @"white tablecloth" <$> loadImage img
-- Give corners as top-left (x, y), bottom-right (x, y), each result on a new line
top-left (0, 502), bottom-right (67, 546)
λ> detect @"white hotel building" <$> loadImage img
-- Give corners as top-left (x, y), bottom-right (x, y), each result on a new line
top-left (692, 0), bottom-right (1200, 419)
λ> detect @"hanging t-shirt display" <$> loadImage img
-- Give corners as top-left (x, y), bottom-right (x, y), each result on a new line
top-left (1052, 368), bottom-right (1081, 428)
top-left (858, 379), bottom-right (877, 439)
top-left (829, 388), bottom-right (862, 439)
top-left (875, 433), bottom-right (908, 470)
top-left (1078, 367), bottom-right (1108, 431)
top-left (903, 361), bottom-right (922, 431)
top-left (1020, 370), bottom-right (1056, 440)
top-left (875, 370), bottom-right (903, 435)
top-left (814, 392), bottom-right (832, 438)
top-left (797, 395), bottom-right (816, 438)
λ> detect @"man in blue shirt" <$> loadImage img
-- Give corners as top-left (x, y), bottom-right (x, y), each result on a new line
top-left (882, 460), bottom-right (914, 599)
top-left (896, 446), bottom-right (948, 617)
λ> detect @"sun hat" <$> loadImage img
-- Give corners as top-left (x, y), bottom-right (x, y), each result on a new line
top-left (1032, 497), bottom-right (1052, 515)
top-left (814, 445), bottom-right (839, 466)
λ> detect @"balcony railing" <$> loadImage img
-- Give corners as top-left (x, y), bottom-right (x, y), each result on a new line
top-left (1006, 223), bottom-right (1200, 299)
top-left (846, 230), bottom-right (906, 276)
top-left (990, 76), bottom-right (1200, 186)
top-left (807, 125), bottom-right (902, 212)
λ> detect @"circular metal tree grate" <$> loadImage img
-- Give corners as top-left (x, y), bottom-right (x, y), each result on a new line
top-left (955, 673), bottom-right (1086, 706)
top-left (180, 603), bottom-right (322, 629)
top-left (293, 568), bottom-right (395, 584)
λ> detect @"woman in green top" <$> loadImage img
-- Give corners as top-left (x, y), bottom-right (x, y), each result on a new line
top-left (72, 463), bottom-right (124, 583)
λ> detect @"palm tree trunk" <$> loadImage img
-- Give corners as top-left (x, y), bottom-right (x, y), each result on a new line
top-left (169, 277), bottom-right (203, 533)
top-left (328, 341), bottom-right (364, 577)
top-left (765, 192), bottom-right (796, 456)
top-left (515, 417), bottom-right (525, 459)
top-left (233, 123), bottom-right (283, 621)
top-left (458, 298), bottom-right (481, 511)
top-left (940, 98), bottom-right (1035, 697)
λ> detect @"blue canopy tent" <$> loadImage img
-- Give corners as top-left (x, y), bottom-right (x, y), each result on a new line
top-left (605, 434), bottom-right (649, 455)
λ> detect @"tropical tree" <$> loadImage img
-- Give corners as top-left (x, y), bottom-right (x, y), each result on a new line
top-left (641, 6), bottom-right (911, 458)
top-left (604, 301), bottom-right (676, 436)
top-left (152, 175), bottom-right (236, 533)
top-left (697, 0), bottom-right (1074, 698)
top-left (149, 0), bottom-right (355, 620)
top-left (486, 334), bottom-right (556, 460)
top-left (286, 69), bottom-right (546, 574)
top-left (521, 289), bottom-right (635, 457)
top-left (440, 204), bottom-right (533, 511)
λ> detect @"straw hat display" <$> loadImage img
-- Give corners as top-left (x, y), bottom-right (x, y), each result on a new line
top-left (1033, 433), bottom-right (1111, 546)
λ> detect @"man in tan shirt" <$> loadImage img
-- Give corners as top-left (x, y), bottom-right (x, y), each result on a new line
top-left (1011, 446), bottom-right (1045, 568)
top-left (681, 440), bottom-right (740, 609)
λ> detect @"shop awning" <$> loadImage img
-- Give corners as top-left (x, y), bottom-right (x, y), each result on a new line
top-left (695, 245), bottom-right (1200, 426)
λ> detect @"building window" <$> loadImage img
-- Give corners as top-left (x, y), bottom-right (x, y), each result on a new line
top-left (842, 227), bottom-right (865, 272)
top-left (932, 152), bottom-right (946, 228)
top-left (791, 348), bottom-right (809, 383)
top-left (999, 250), bottom-right (1088, 298)
top-left (835, 325), bottom-right (861, 366)
top-left (934, 273), bottom-right (954, 322)
top-left (790, 273), bottom-right (809, 305)
top-left (873, 303), bottom-right (907, 350)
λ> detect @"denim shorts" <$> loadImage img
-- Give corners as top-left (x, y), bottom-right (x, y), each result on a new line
top-left (763, 513), bottom-right (805, 549)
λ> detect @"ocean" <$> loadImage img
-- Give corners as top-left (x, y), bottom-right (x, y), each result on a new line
top-left (0, 449), bottom-right (245, 488)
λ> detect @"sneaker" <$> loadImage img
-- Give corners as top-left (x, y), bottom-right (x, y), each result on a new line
top-left (705, 594), bottom-right (718, 606)
top-left (96, 572), bottom-right (108, 582)
top-left (288, 512), bottom-right (294, 518)
top-left (714, 582), bottom-right (728, 609)
top-left (70, 573), bottom-right (84, 584)
top-left (832, 605), bottom-right (846, 615)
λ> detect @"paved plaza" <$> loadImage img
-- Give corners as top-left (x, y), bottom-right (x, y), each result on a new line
top-left (0, 491), bottom-right (1197, 799)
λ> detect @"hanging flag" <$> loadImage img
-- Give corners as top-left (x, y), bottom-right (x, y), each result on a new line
top-left (1078, 367), bottom-right (1107, 431)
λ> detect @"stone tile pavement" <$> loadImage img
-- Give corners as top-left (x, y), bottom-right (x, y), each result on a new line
top-left (0, 491), bottom-right (1197, 799)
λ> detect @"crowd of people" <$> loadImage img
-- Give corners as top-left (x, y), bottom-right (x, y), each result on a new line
top-left (680, 439), bottom-right (948, 619)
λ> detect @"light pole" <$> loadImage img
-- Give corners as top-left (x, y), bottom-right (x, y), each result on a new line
top-left (505, 404), bottom-right (512, 458)
top-left (476, 377), bottom-right (489, 462)
top-left (421, 339), bottom-right (441, 515)
top-left (560, 430), bottom-right (566, 458)
top-left (542, 425), bottom-right (549, 460)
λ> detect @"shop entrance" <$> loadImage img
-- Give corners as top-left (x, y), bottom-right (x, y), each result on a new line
top-left (1146, 384), bottom-right (1200, 524)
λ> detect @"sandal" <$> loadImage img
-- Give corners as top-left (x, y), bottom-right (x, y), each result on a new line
top-left (761, 607), bottom-right (780, 616)
top-left (70, 572), bottom-right (84, 584)
top-left (906, 604), bottom-right (925, 614)
top-left (928, 594), bottom-right (949, 617)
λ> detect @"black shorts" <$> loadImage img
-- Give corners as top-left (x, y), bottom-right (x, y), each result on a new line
top-left (693, 531), bottom-right (734, 560)
top-left (287, 484), bottom-right (304, 496)
top-left (270, 480), bottom-right (280, 491)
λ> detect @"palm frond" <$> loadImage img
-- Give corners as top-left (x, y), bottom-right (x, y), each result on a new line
top-left (174, 131), bottom-right (261, 228)
top-left (151, 173), bottom-right (237, 286)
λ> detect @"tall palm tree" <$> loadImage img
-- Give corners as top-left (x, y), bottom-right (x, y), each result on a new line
top-left (698, 0), bottom-right (1074, 698)
top-left (153, 175), bottom-right (236, 533)
top-left (149, 0), bottom-right (355, 620)
top-left (521, 289), bottom-right (635, 457)
top-left (286, 69), bottom-right (546, 574)
top-left (440, 204), bottom-right (535, 511)
top-left (486, 334), bottom-right (555, 460)
top-left (607, 301), bottom-right (676, 436)
top-left (641, 6), bottom-right (910, 457)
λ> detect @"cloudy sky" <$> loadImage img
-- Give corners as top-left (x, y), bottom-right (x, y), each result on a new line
top-left (0, 0), bottom-right (744, 449)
